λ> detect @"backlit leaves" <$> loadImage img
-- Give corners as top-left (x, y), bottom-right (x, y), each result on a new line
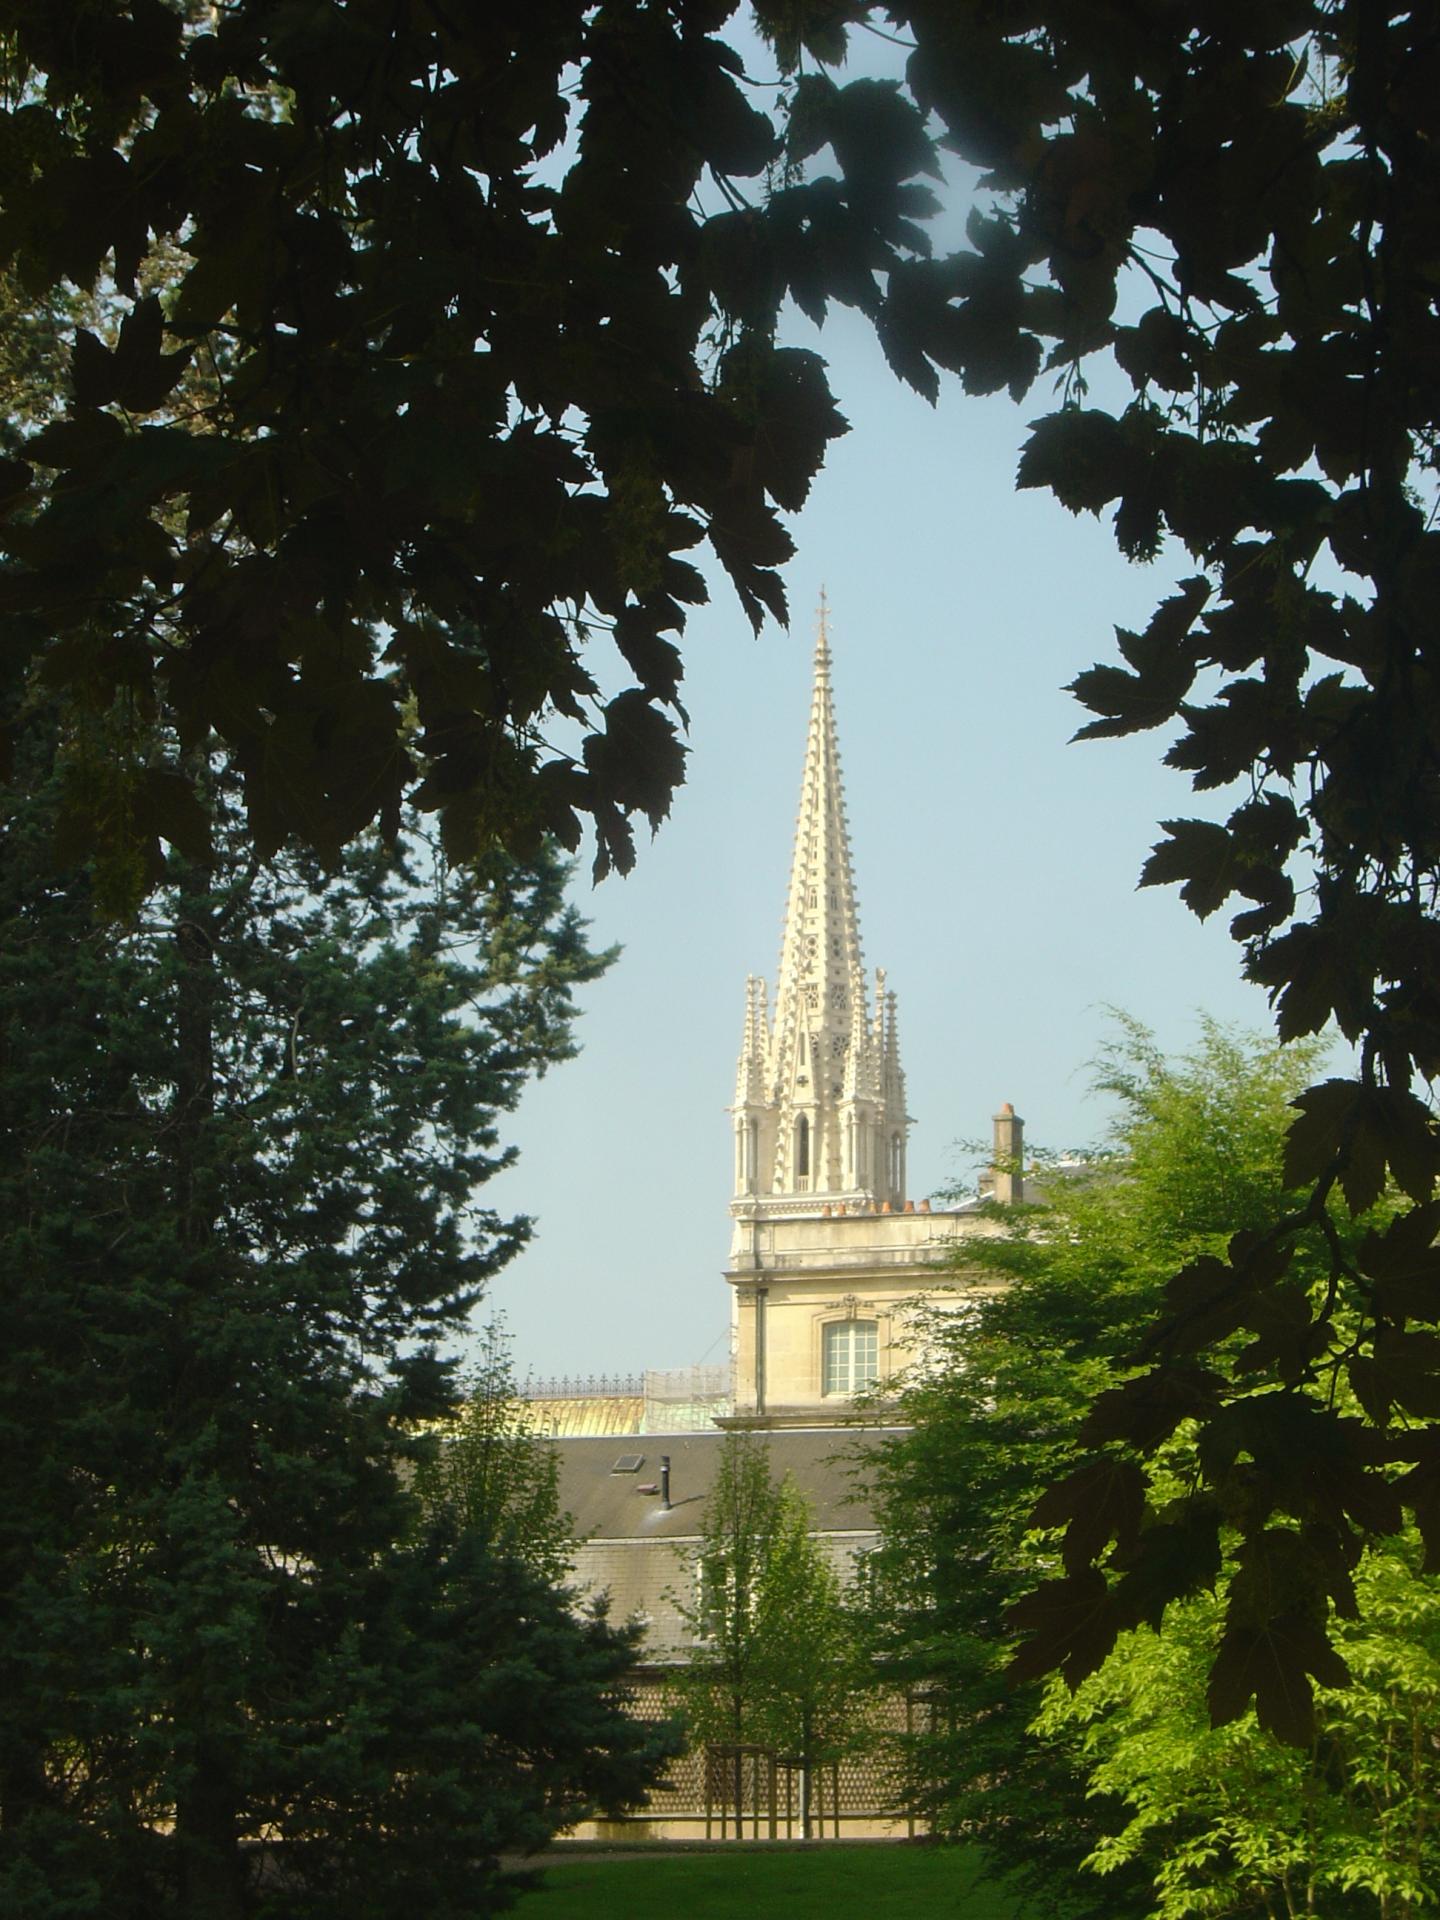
top-left (1207, 1609), bottom-right (1350, 1748)
top-left (1006, 1567), bottom-right (1117, 1693)
top-left (1017, 411), bottom-right (1129, 517)
top-left (1283, 1079), bottom-right (1438, 1213)
top-left (984, 1), bottom-right (1440, 1742)
top-left (71, 297), bottom-right (192, 413)
top-left (1030, 1457), bottom-right (1147, 1575)
top-left (0, 2), bottom-right (940, 897)
top-left (1141, 820), bottom-right (1241, 920)
top-left (1078, 1365), bottom-right (1226, 1451)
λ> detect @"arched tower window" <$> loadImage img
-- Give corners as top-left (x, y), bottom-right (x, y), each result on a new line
top-left (796, 1113), bottom-right (810, 1179)
top-left (890, 1132), bottom-right (902, 1192)
top-left (823, 1319), bottom-right (879, 1395)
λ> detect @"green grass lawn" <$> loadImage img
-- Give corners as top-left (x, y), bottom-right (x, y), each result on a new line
top-left (513, 1844), bottom-right (1025, 1920)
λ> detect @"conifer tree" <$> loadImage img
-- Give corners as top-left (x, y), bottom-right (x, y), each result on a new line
top-left (0, 727), bottom-right (672, 1918)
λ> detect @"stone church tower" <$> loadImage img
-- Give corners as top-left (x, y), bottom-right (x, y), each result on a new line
top-left (731, 597), bottom-right (910, 1212)
top-left (724, 601), bottom-right (1003, 1427)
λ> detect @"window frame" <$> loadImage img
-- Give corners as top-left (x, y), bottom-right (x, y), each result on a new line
top-left (821, 1317), bottom-right (879, 1396)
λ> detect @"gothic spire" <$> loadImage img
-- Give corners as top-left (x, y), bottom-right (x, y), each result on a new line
top-left (771, 590), bottom-right (865, 1067)
top-left (730, 595), bottom-right (910, 1210)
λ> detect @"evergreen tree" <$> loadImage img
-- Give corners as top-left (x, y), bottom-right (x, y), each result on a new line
top-left (0, 730), bottom-right (672, 1918)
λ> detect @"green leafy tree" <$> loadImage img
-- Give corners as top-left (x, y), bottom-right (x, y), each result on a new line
top-left (767, 0), bottom-right (1440, 1735)
top-left (678, 1433), bottom-right (864, 1835)
top-left (0, 728), bottom-right (675, 1918)
top-left (0, 0), bottom-right (852, 888)
top-left (6, 0), bottom-right (1440, 1729)
top-left (862, 1021), bottom-right (1334, 1914)
top-left (0, 268), bottom-right (85, 453)
top-left (746, 1479), bottom-right (868, 1837)
top-left (1035, 1542), bottom-right (1440, 1920)
top-left (415, 1319), bottom-right (573, 1589)
top-left (680, 1434), bottom-right (784, 1760)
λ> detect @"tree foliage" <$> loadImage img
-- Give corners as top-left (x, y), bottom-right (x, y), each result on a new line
top-left (414, 1319), bottom-right (574, 1589)
top-left (769, 0), bottom-right (1439, 1744)
top-left (5, 0), bottom-right (1440, 1737)
top-left (677, 1433), bottom-right (865, 1831)
top-left (999, 1016), bottom-right (1418, 1748)
top-left (862, 1022), bottom-right (1342, 1914)
top-left (679, 1432), bottom-right (785, 1749)
top-left (1037, 1543), bottom-right (1440, 1920)
top-left (0, 736), bottom-right (671, 1918)
top-left (740, 1475), bottom-right (868, 1795)
top-left (0, 0), bottom-right (854, 887)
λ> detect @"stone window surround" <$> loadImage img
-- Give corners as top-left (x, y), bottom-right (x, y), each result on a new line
top-left (812, 1300), bottom-right (890, 1397)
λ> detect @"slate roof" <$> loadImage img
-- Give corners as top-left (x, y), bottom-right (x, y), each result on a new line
top-left (552, 1426), bottom-right (897, 1543)
top-left (554, 1427), bottom-right (900, 1660)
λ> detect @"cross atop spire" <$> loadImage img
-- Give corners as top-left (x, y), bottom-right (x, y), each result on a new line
top-left (730, 597), bottom-right (909, 1212)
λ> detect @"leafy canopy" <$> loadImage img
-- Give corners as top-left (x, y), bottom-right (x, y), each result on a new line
top-left (992, 1020), bottom-right (1419, 1750)
top-left (761, 0), bottom-right (1440, 1742)
top-left (0, 0), bottom-right (857, 885)
top-left (863, 1020), bottom-right (1331, 1914)
top-left (678, 1433), bottom-right (865, 1781)
top-left (5, 0), bottom-right (1440, 1739)
top-left (1036, 1542), bottom-right (1440, 1920)
top-left (415, 1319), bottom-right (576, 1590)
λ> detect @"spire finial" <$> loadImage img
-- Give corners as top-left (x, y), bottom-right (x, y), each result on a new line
top-left (816, 586), bottom-right (830, 669)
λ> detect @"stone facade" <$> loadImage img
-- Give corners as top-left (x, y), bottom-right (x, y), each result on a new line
top-left (725, 1205), bottom-right (1009, 1425)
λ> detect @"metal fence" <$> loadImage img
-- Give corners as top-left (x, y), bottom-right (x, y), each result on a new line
top-left (522, 1364), bottom-right (733, 1431)
top-left (613, 1673), bottom-right (916, 1836)
top-left (523, 1371), bottom-right (643, 1400)
top-left (642, 1364), bottom-right (732, 1430)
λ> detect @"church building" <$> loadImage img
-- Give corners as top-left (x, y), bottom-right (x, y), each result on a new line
top-left (723, 599), bottom-right (1020, 1427)
top-left (536, 600), bottom-right (1030, 1837)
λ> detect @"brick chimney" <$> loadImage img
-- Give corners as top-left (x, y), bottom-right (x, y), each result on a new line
top-left (991, 1102), bottom-right (1025, 1205)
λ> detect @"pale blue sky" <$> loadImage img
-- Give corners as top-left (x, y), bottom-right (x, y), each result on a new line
top-left (484, 295), bottom-right (1277, 1382)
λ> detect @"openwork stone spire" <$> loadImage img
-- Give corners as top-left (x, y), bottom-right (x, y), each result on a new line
top-left (731, 595), bottom-right (909, 1212)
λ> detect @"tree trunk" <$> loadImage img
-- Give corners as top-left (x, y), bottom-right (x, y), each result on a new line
top-left (176, 1758), bottom-right (246, 1920)
top-left (800, 1705), bottom-right (813, 1840)
top-left (732, 1691), bottom-right (744, 1840)
top-left (171, 867), bottom-right (244, 1919)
